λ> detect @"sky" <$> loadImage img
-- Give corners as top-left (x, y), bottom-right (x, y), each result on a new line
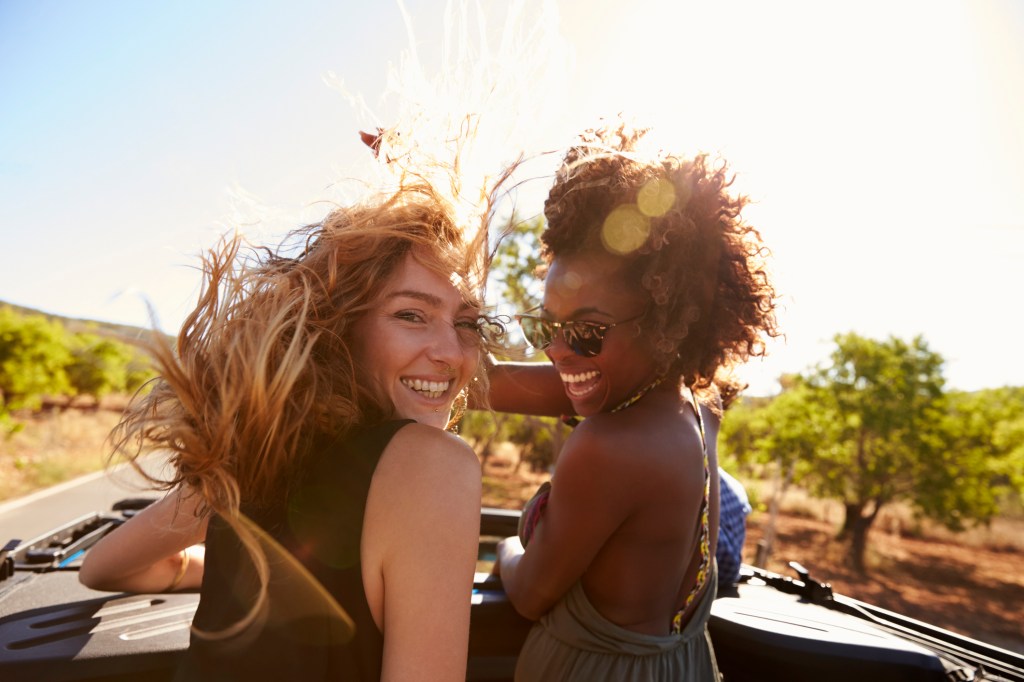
top-left (1, 0), bottom-right (1022, 396)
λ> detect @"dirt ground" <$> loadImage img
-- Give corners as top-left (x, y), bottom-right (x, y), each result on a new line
top-left (479, 445), bottom-right (1024, 655)
top-left (743, 512), bottom-right (1024, 655)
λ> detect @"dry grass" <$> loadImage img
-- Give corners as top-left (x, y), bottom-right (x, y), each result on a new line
top-left (746, 480), bottom-right (1024, 553)
top-left (0, 401), bottom-right (124, 502)
top-left (480, 442), bottom-right (552, 509)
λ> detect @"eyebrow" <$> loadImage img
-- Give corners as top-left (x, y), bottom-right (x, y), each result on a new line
top-left (387, 289), bottom-right (478, 312)
top-left (388, 290), bottom-right (443, 306)
top-left (541, 305), bottom-right (613, 319)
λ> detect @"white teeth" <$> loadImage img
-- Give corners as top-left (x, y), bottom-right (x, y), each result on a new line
top-left (560, 371), bottom-right (599, 384)
top-left (401, 378), bottom-right (451, 399)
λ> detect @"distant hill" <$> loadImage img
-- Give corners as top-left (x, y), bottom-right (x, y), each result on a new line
top-left (0, 300), bottom-right (168, 343)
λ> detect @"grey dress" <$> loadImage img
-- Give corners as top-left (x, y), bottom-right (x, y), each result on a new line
top-left (514, 564), bottom-right (720, 681)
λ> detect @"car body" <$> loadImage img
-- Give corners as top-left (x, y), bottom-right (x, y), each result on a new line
top-left (2, 503), bottom-right (1022, 681)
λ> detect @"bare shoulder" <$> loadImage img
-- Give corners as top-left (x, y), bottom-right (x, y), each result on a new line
top-left (384, 422), bottom-right (479, 470)
top-left (374, 423), bottom-right (481, 500)
top-left (558, 402), bottom-right (705, 495)
top-left (363, 423), bottom-right (481, 574)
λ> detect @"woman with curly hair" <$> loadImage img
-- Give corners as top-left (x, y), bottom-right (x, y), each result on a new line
top-left (79, 179), bottom-right (501, 681)
top-left (490, 122), bottom-right (780, 681)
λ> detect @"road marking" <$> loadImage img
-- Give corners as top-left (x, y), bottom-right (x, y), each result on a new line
top-left (0, 456), bottom-right (164, 516)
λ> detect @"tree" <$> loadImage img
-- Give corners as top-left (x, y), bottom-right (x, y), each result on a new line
top-left (723, 335), bottom-right (1024, 573)
top-left (797, 333), bottom-right (949, 571)
top-left (722, 382), bottom-right (839, 565)
top-left (124, 346), bottom-right (155, 394)
top-left (931, 387), bottom-right (1024, 525)
top-left (489, 215), bottom-right (545, 318)
top-left (464, 216), bottom-right (564, 463)
top-left (0, 308), bottom-right (72, 412)
top-left (66, 333), bottom-right (135, 402)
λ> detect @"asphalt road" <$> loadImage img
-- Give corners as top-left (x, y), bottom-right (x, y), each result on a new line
top-left (0, 454), bottom-right (172, 545)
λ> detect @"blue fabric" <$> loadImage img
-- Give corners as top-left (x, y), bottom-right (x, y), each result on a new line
top-left (716, 468), bottom-right (751, 586)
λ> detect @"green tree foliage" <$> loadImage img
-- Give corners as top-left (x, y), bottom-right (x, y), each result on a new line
top-left (803, 333), bottom-right (949, 570)
top-left (722, 383), bottom-right (839, 561)
top-left (724, 332), bottom-right (1024, 573)
top-left (0, 308), bottom-right (72, 411)
top-left (66, 333), bottom-right (136, 401)
top-left (462, 215), bottom-right (572, 468)
top-left (490, 215), bottom-right (545, 317)
top-left (124, 349), bottom-right (155, 394)
top-left (936, 387), bottom-right (1024, 522)
top-left (0, 307), bottom-right (156, 433)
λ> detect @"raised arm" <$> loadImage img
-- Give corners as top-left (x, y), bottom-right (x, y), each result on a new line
top-left (361, 424), bottom-right (483, 682)
top-left (484, 358), bottom-right (574, 417)
top-left (79, 485), bottom-right (207, 593)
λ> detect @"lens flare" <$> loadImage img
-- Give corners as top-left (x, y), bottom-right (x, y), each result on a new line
top-left (601, 205), bottom-right (650, 255)
top-left (637, 177), bottom-right (676, 217)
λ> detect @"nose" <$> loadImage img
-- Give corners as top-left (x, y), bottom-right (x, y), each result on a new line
top-left (428, 320), bottom-right (465, 372)
top-left (543, 327), bottom-right (575, 362)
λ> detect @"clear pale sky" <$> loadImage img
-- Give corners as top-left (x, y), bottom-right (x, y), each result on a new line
top-left (2, 0), bottom-right (1022, 395)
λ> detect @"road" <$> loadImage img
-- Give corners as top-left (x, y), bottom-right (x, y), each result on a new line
top-left (0, 454), bottom-right (172, 545)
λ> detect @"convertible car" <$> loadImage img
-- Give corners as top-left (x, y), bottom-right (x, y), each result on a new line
top-left (2, 501), bottom-right (1022, 681)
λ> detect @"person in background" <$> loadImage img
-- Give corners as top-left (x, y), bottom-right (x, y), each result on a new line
top-left (80, 177), bottom-right (504, 681)
top-left (716, 467), bottom-right (752, 587)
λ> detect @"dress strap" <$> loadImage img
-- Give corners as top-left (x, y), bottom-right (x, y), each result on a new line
top-left (684, 387), bottom-right (707, 452)
top-left (671, 387), bottom-right (712, 635)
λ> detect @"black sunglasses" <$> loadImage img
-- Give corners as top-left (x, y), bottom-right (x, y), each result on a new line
top-left (515, 311), bottom-right (644, 358)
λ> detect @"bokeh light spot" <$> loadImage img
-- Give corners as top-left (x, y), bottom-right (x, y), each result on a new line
top-left (552, 267), bottom-right (584, 297)
top-left (601, 205), bottom-right (650, 255)
top-left (637, 177), bottom-right (676, 217)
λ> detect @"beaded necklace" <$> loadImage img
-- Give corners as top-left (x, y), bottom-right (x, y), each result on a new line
top-left (560, 376), bottom-right (665, 427)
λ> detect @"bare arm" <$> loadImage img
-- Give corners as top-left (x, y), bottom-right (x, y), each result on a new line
top-left (484, 359), bottom-right (573, 416)
top-left (79, 486), bottom-right (207, 593)
top-left (495, 424), bottom-right (634, 619)
top-left (362, 424), bottom-right (483, 682)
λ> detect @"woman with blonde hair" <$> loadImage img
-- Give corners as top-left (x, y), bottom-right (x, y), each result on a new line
top-left (491, 121), bottom-right (780, 681)
top-left (80, 177), bottom-right (503, 681)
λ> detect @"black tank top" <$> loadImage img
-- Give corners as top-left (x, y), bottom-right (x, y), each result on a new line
top-left (177, 420), bottom-right (413, 681)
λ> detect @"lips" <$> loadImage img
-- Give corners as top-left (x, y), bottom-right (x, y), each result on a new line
top-left (400, 377), bottom-right (452, 399)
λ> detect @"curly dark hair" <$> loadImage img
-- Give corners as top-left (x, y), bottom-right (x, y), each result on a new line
top-left (541, 121), bottom-right (780, 400)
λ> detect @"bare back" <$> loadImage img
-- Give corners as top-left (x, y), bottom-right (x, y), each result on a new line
top-left (512, 386), bottom-right (720, 635)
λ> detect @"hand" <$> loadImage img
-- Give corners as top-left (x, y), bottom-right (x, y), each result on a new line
top-left (493, 536), bottom-right (524, 577)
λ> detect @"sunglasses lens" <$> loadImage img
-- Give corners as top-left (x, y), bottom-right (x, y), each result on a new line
top-left (518, 317), bottom-right (609, 357)
top-left (519, 316), bottom-right (553, 350)
top-left (564, 322), bottom-right (602, 357)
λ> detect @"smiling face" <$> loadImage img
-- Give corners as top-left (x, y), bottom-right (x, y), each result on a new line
top-left (352, 251), bottom-right (482, 430)
top-left (542, 251), bottom-right (661, 417)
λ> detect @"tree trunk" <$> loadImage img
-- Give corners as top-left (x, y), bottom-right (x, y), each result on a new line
top-left (757, 456), bottom-right (795, 567)
top-left (838, 502), bottom-right (860, 540)
top-left (476, 413), bottom-right (509, 469)
top-left (842, 500), bottom-right (882, 573)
